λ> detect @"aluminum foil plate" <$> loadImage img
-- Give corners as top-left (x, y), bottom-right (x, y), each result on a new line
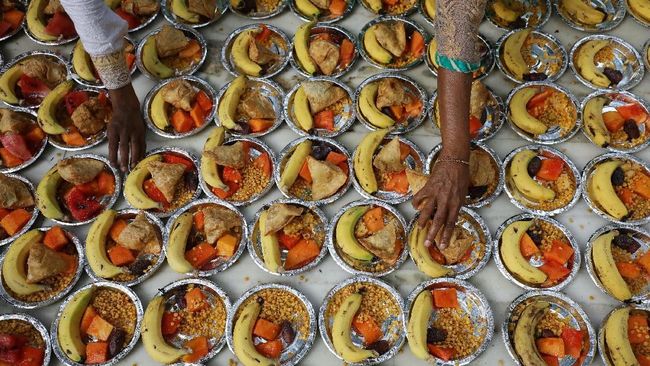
top-left (581, 152), bottom-right (650, 226)
top-left (503, 290), bottom-right (596, 366)
top-left (200, 136), bottom-right (276, 206)
top-left (569, 35), bottom-right (644, 91)
top-left (407, 207), bottom-right (493, 280)
top-left (493, 213), bottom-right (580, 291)
top-left (351, 136), bottom-right (425, 204)
top-left (43, 154), bottom-right (121, 227)
top-left (164, 198), bottom-right (248, 276)
top-left (283, 76), bottom-right (355, 137)
top-left (248, 198), bottom-right (329, 276)
top-left (403, 278), bottom-right (494, 365)
top-left (496, 29), bottom-right (568, 83)
top-left (585, 224), bottom-right (650, 302)
top-left (327, 199), bottom-right (408, 277)
top-left (502, 144), bottom-right (582, 216)
top-left (355, 72), bottom-right (428, 135)
top-left (318, 276), bottom-right (405, 365)
top-left (505, 81), bottom-right (581, 144)
top-left (0, 226), bottom-right (84, 309)
top-left (143, 76), bottom-right (217, 139)
top-left (226, 283), bottom-right (317, 365)
top-left (485, 0), bottom-right (552, 30)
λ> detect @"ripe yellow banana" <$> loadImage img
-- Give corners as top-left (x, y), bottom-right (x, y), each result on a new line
top-left (500, 220), bottom-right (548, 284)
top-left (142, 295), bottom-right (188, 363)
top-left (279, 140), bottom-right (312, 192)
top-left (142, 37), bottom-right (174, 79)
top-left (332, 293), bottom-right (378, 363)
top-left (359, 83), bottom-right (395, 128)
top-left (493, 0), bottom-right (520, 22)
top-left (628, 0), bottom-right (650, 23)
top-left (296, 0), bottom-right (320, 18)
top-left (588, 160), bottom-right (628, 220)
top-left (604, 307), bottom-right (638, 365)
top-left (58, 288), bottom-right (94, 362)
top-left (150, 89), bottom-right (169, 130)
top-left (26, 0), bottom-right (58, 42)
top-left (583, 96), bottom-right (610, 147)
top-left (201, 127), bottom-right (228, 191)
top-left (335, 206), bottom-right (374, 261)
top-left (560, 0), bottom-right (606, 25)
top-left (232, 30), bottom-right (262, 77)
top-left (354, 129), bottom-right (389, 194)
top-left (295, 22), bottom-right (318, 75)
top-left (218, 75), bottom-right (247, 130)
top-left (167, 212), bottom-right (195, 273)
top-left (408, 222), bottom-right (452, 278)
top-left (513, 301), bottom-right (550, 366)
top-left (36, 168), bottom-right (64, 220)
top-left (575, 40), bottom-right (611, 88)
top-left (509, 88), bottom-right (549, 136)
top-left (0, 65), bottom-right (23, 105)
top-left (509, 150), bottom-right (556, 202)
top-left (2, 230), bottom-right (45, 296)
top-left (363, 27), bottom-right (392, 65)
top-left (233, 300), bottom-right (279, 366)
top-left (38, 80), bottom-right (73, 135)
top-left (259, 210), bottom-right (282, 272)
top-left (406, 290), bottom-right (433, 360)
top-left (592, 230), bottom-right (632, 301)
top-left (124, 154), bottom-right (163, 210)
top-left (86, 210), bottom-right (125, 278)
top-left (502, 29), bottom-right (531, 79)
top-left (293, 86), bottom-right (313, 131)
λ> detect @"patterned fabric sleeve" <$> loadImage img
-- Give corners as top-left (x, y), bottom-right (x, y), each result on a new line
top-left (60, 0), bottom-right (131, 89)
top-left (434, 0), bottom-right (488, 73)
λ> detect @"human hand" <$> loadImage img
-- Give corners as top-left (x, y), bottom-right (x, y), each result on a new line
top-left (107, 84), bottom-right (146, 172)
top-left (412, 159), bottom-right (469, 250)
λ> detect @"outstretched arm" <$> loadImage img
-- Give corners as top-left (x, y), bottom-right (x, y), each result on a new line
top-left (413, 0), bottom-right (487, 249)
top-left (60, 0), bottom-right (146, 172)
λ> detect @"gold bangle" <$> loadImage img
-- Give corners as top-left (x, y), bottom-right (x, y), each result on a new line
top-left (435, 157), bottom-right (470, 167)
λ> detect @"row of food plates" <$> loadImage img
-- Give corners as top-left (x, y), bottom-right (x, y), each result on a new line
top-left (0, 223), bottom-right (648, 366)
top-left (1, 0), bottom-right (650, 47)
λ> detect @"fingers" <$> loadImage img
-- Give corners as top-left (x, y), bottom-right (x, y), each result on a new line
top-left (426, 196), bottom-right (448, 249)
top-left (130, 134), bottom-right (145, 170)
top-left (417, 195), bottom-right (435, 229)
top-left (108, 124), bottom-right (119, 169)
top-left (440, 200), bottom-right (461, 248)
top-left (119, 129), bottom-right (130, 173)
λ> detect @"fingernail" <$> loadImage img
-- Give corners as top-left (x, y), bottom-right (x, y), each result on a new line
top-left (424, 240), bottom-right (432, 248)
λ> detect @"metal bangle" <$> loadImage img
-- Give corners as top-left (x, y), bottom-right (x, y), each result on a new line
top-left (435, 157), bottom-right (470, 167)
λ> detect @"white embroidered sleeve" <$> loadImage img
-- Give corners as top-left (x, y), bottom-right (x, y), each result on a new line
top-left (60, 0), bottom-right (131, 89)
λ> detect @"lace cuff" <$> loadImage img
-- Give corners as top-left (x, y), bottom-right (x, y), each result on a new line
top-left (90, 49), bottom-right (131, 90)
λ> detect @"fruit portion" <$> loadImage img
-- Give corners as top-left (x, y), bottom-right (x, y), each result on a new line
top-left (150, 79), bottom-right (213, 134)
top-left (362, 20), bottom-right (423, 67)
top-left (217, 75), bottom-right (277, 134)
top-left (594, 229), bottom-right (650, 302)
top-left (142, 25), bottom-right (203, 79)
top-left (335, 203), bottom-right (404, 273)
top-left (359, 78), bottom-right (423, 129)
top-left (232, 289), bottom-right (305, 365)
top-left (257, 202), bottom-right (323, 273)
top-left (37, 158), bottom-right (115, 223)
top-left (168, 203), bottom-right (242, 274)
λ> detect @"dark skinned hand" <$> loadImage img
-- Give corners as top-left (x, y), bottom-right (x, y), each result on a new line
top-left (107, 84), bottom-right (146, 173)
top-left (413, 161), bottom-right (469, 248)
top-left (413, 68), bottom-right (472, 249)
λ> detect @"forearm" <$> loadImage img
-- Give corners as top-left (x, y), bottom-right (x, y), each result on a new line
top-left (438, 69), bottom-right (471, 160)
top-left (60, 0), bottom-right (130, 89)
